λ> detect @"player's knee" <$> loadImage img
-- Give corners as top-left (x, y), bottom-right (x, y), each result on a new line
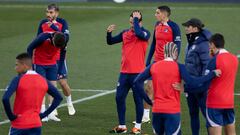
top-left (115, 95), bottom-right (122, 103)
top-left (50, 81), bottom-right (57, 87)
top-left (115, 93), bottom-right (126, 104)
top-left (146, 83), bottom-right (151, 91)
top-left (59, 79), bottom-right (68, 87)
top-left (134, 97), bottom-right (143, 105)
top-left (146, 84), bottom-right (153, 92)
top-left (145, 88), bottom-right (153, 100)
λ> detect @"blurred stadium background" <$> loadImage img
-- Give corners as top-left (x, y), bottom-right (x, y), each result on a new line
top-left (0, 0), bottom-right (239, 134)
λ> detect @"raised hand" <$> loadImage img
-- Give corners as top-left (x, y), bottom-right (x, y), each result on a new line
top-left (132, 11), bottom-right (141, 20)
top-left (107, 24), bottom-right (116, 33)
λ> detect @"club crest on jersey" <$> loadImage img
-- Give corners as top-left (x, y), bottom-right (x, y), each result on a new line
top-left (164, 28), bottom-right (168, 32)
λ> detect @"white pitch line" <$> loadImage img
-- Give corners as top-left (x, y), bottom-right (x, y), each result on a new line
top-left (0, 5), bottom-right (238, 10)
top-left (0, 89), bottom-right (110, 92)
top-left (58, 89), bottom-right (115, 108)
top-left (71, 89), bottom-right (111, 92)
top-left (0, 89), bottom-right (115, 125)
top-left (0, 119), bottom-right (10, 125)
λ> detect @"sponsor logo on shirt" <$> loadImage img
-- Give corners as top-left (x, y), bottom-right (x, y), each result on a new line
top-left (164, 28), bottom-right (168, 32)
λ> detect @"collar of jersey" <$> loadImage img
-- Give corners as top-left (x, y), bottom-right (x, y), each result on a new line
top-left (219, 49), bottom-right (228, 54)
top-left (159, 22), bottom-right (169, 26)
top-left (164, 57), bottom-right (174, 61)
top-left (26, 70), bottom-right (37, 75)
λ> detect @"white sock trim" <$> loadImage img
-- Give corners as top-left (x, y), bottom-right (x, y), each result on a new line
top-left (118, 125), bottom-right (126, 129)
top-left (143, 109), bottom-right (150, 118)
top-left (135, 123), bottom-right (141, 129)
top-left (66, 95), bottom-right (72, 105)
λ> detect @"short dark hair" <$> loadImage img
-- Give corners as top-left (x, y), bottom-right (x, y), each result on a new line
top-left (158, 6), bottom-right (171, 16)
top-left (16, 53), bottom-right (32, 66)
top-left (47, 3), bottom-right (59, 11)
top-left (53, 32), bottom-right (66, 48)
top-left (130, 10), bottom-right (142, 22)
top-left (209, 33), bottom-right (225, 48)
top-left (16, 53), bottom-right (31, 60)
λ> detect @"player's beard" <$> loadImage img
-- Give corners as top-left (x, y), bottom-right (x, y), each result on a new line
top-left (47, 16), bottom-right (57, 22)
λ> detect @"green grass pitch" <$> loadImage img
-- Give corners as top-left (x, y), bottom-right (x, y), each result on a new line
top-left (0, 2), bottom-right (239, 134)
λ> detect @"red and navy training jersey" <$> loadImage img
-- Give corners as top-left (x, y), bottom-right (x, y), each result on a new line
top-left (120, 29), bottom-right (148, 73)
top-left (151, 59), bottom-right (181, 113)
top-left (107, 17), bottom-right (150, 73)
top-left (2, 70), bottom-right (62, 129)
top-left (206, 49), bottom-right (239, 108)
top-left (37, 18), bottom-right (69, 61)
top-left (154, 22), bottom-right (173, 61)
top-left (27, 33), bottom-right (60, 65)
top-left (134, 58), bottom-right (216, 113)
top-left (37, 18), bottom-right (69, 42)
top-left (146, 20), bottom-right (181, 65)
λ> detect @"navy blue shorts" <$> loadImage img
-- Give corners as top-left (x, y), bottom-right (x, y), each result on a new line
top-left (206, 108), bottom-right (235, 127)
top-left (34, 64), bottom-right (57, 81)
top-left (9, 127), bottom-right (41, 135)
top-left (152, 113), bottom-right (181, 135)
top-left (57, 60), bottom-right (68, 79)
